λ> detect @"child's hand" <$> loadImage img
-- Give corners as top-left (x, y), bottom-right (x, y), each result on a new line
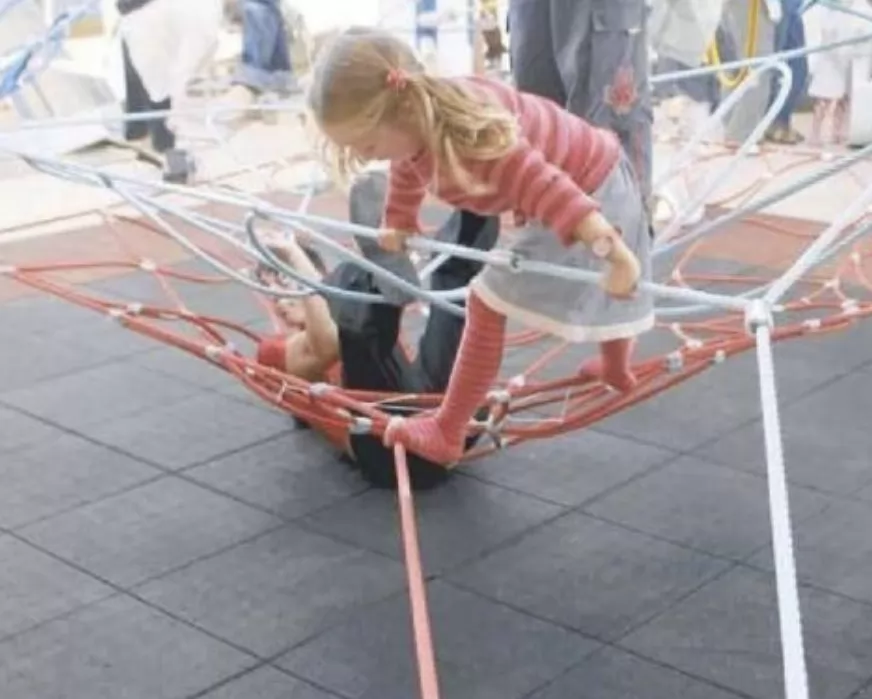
top-left (378, 228), bottom-right (415, 253)
top-left (603, 243), bottom-right (641, 299)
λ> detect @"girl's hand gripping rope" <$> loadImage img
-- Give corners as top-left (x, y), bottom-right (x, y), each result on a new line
top-left (574, 211), bottom-right (641, 299)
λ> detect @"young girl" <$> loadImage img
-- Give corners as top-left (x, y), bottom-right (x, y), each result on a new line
top-left (307, 28), bottom-right (654, 465)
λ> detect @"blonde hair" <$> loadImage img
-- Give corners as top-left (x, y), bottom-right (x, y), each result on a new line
top-left (306, 27), bottom-right (518, 190)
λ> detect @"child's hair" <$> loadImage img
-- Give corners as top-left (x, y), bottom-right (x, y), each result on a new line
top-left (306, 27), bottom-right (518, 190)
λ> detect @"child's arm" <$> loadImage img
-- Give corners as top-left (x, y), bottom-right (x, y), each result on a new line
top-left (478, 139), bottom-right (641, 296)
top-left (380, 160), bottom-right (429, 250)
top-left (269, 239), bottom-right (340, 362)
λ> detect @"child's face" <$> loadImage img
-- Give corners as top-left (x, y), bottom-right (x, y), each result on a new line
top-left (325, 120), bottom-right (422, 163)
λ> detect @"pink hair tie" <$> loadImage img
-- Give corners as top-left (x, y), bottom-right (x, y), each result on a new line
top-left (386, 67), bottom-right (408, 92)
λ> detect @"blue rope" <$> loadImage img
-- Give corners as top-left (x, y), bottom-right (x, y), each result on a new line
top-left (0, 0), bottom-right (98, 99)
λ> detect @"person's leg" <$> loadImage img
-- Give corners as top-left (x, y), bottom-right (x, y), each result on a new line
top-left (385, 291), bottom-right (507, 464)
top-left (416, 210), bottom-right (500, 393)
top-left (769, 13), bottom-right (808, 141)
top-left (552, 0), bottom-right (653, 203)
top-left (232, 0), bottom-right (293, 95)
top-left (508, 0), bottom-right (566, 104)
top-left (121, 40), bottom-right (175, 152)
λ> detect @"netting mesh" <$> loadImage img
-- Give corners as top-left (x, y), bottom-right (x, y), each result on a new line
top-left (2, 142), bottom-right (870, 465)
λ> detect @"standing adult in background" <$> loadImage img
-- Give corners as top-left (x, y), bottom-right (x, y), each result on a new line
top-left (766, 0), bottom-right (808, 144)
top-left (223, 0), bottom-right (300, 114)
top-left (507, 0), bottom-right (653, 206)
top-left (116, 0), bottom-right (175, 154)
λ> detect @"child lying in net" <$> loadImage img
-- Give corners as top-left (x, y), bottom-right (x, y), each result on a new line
top-left (256, 171), bottom-right (499, 489)
top-left (306, 27), bottom-right (654, 465)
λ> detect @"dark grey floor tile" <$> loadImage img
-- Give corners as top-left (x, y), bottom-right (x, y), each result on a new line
top-left (19, 477), bottom-right (280, 587)
top-left (186, 432), bottom-right (367, 519)
top-left (132, 345), bottom-right (239, 390)
top-left (0, 433), bottom-right (161, 529)
top-left (527, 646), bottom-right (744, 699)
top-left (0, 593), bottom-right (254, 699)
top-left (0, 330), bottom-right (105, 393)
top-left (702, 367), bottom-right (872, 496)
top-left (84, 392), bottom-right (291, 470)
top-left (278, 581), bottom-right (597, 699)
top-left (584, 455), bottom-right (830, 560)
top-left (200, 666), bottom-right (339, 698)
top-left (0, 295), bottom-right (97, 335)
top-left (136, 525), bottom-right (406, 657)
top-left (0, 361), bottom-right (197, 430)
top-left (620, 566), bottom-right (872, 699)
top-left (448, 512), bottom-right (729, 641)
top-left (301, 477), bottom-right (564, 575)
top-left (465, 429), bottom-right (675, 507)
top-left (0, 535), bottom-right (113, 640)
top-left (595, 332), bottom-right (864, 452)
top-left (0, 404), bottom-right (66, 455)
top-left (747, 499), bottom-right (872, 605)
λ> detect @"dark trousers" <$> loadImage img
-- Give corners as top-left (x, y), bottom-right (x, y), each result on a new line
top-left (121, 40), bottom-right (175, 153)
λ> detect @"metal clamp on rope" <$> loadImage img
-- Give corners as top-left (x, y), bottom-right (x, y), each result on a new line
top-left (744, 299), bottom-right (773, 334)
top-left (491, 248), bottom-right (525, 272)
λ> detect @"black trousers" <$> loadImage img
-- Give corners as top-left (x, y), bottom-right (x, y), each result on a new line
top-left (121, 40), bottom-right (176, 153)
top-left (328, 210), bottom-right (499, 489)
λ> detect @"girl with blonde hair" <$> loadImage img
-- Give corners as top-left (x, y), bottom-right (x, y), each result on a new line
top-left (307, 28), bottom-right (654, 465)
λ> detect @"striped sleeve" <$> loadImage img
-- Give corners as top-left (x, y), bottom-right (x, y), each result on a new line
top-left (477, 139), bottom-right (600, 246)
top-left (384, 160), bottom-right (429, 233)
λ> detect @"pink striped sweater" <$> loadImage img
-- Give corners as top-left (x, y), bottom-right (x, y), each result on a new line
top-left (384, 76), bottom-right (621, 246)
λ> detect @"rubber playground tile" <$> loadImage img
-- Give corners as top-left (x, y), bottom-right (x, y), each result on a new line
top-left (81, 391), bottom-right (292, 471)
top-left (0, 593), bottom-right (254, 699)
top-left (185, 431), bottom-right (368, 520)
top-left (702, 366), bottom-right (872, 497)
top-left (619, 566), bottom-right (872, 699)
top-left (0, 360), bottom-right (199, 431)
top-left (300, 476), bottom-right (565, 576)
top-left (746, 499), bottom-right (872, 606)
top-left (527, 646), bottom-right (745, 699)
top-left (136, 525), bottom-right (406, 658)
top-left (583, 455), bottom-right (830, 560)
top-left (278, 581), bottom-right (597, 699)
top-left (0, 403), bottom-right (67, 455)
top-left (464, 428), bottom-right (676, 508)
top-left (0, 432), bottom-right (160, 530)
top-left (18, 476), bottom-right (280, 588)
top-left (0, 535), bottom-right (114, 642)
top-left (447, 512), bottom-right (730, 643)
top-left (198, 666), bottom-right (340, 699)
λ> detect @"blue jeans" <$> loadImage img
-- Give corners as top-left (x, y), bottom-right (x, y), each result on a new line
top-left (233, 0), bottom-right (294, 94)
top-left (770, 10), bottom-right (808, 127)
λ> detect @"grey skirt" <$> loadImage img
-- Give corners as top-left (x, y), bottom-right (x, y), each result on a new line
top-left (472, 154), bottom-right (655, 343)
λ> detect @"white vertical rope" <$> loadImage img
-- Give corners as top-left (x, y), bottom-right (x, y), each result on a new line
top-left (749, 301), bottom-right (810, 699)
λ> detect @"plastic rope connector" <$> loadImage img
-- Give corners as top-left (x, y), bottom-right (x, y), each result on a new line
top-left (139, 259), bottom-right (157, 272)
top-left (802, 318), bottom-right (821, 331)
top-left (665, 350), bottom-right (684, 373)
top-left (713, 349), bottom-right (727, 364)
top-left (309, 382), bottom-right (332, 398)
top-left (204, 344), bottom-right (225, 360)
top-left (0, 264), bottom-right (17, 275)
top-left (744, 299), bottom-right (773, 334)
top-left (349, 417), bottom-right (372, 435)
